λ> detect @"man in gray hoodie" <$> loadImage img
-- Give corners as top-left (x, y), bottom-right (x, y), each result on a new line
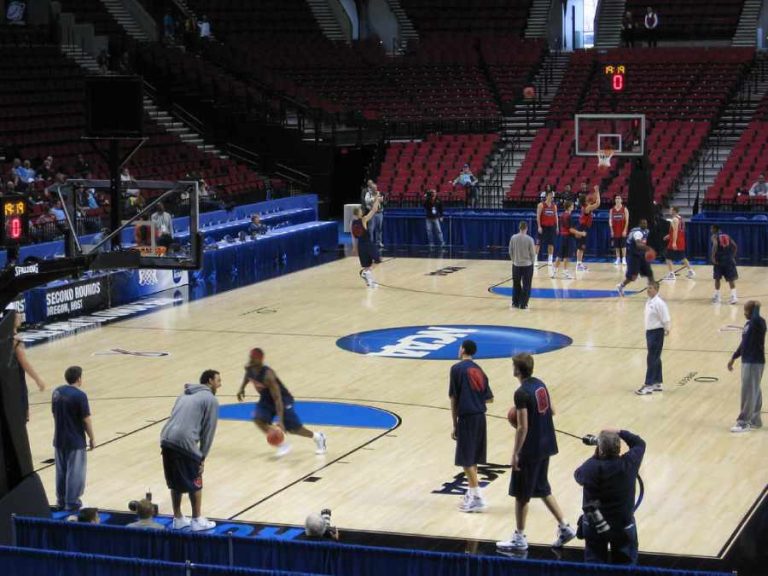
top-left (160, 369), bottom-right (221, 531)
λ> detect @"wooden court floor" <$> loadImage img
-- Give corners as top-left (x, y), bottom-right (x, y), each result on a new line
top-left (23, 256), bottom-right (768, 558)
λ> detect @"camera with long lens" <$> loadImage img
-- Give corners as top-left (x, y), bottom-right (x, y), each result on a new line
top-left (320, 508), bottom-right (335, 537)
top-left (582, 434), bottom-right (598, 446)
top-left (583, 500), bottom-right (610, 534)
top-left (128, 492), bottom-right (159, 516)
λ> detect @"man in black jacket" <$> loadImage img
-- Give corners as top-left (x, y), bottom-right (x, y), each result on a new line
top-left (574, 429), bottom-right (646, 564)
top-left (424, 189), bottom-right (444, 248)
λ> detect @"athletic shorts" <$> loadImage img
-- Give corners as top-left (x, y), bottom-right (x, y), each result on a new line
top-left (537, 226), bottom-right (556, 248)
top-left (713, 262), bottom-right (738, 282)
top-left (253, 403), bottom-right (303, 431)
top-left (509, 456), bottom-right (552, 500)
top-left (454, 413), bottom-right (487, 467)
top-left (625, 253), bottom-right (652, 281)
top-left (557, 236), bottom-right (573, 260)
top-left (161, 445), bottom-right (203, 494)
top-left (357, 241), bottom-right (380, 268)
top-left (576, 226), bottom-right (589, 250)
top-left (666, 249), bottom-right (685, 262)
top-left (612, 236), bottom-right (627, 250)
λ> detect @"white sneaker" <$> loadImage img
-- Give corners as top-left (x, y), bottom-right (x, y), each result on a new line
top-left (730, 294), bottom-right (738, 305)
top-left (712, 293), bottom-right (721, 304)
top-left (276, 442), bottom-right (292, 457)
top-left (616, 283), bottom-right (625, 297)
top-left (614, 258), bottom-right (621, 266)
top-left (652, 383), bottom-right (663, 392)
top-left (547, 258), bottom-right (553, 266)
top-left (497, 531), bottom-right (528, 551)
top-left (562, 271), bottom-right (574, 280)
top-left (730, 423), bottom-right (751, 433)
top-left (686, 269), bottom-right (696, 279)
top-left (172, 516), bottom-right (191, 530)
top-left (621, 258), bottom-right (627, 266)
top-left (191, 517), bottom-right (216, 531)
top-left (314, 432), bottom-right (327, 455)
top-left (663, 272), bottom-right (676, 281)
top-left (552, 524), bottom-right (577, 548)
top-left (549, 269), bottom-right (557, 279)
top-left (635, 385), bottom-right (653, 396)
top-left (458, 493), bottom-right (471, 509)
top-left (458, 496), bottom-right (487, 513)
top-left (576, 263), bottom-right (588, 272)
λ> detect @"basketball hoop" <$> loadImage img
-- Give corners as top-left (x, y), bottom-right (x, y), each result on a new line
top-left (597, 148), bottom-right (614, 171)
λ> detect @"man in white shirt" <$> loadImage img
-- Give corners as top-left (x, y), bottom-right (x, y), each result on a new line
top-left (748, 173), bottom-right (768, 197)
top-left (636, 281), bottom-right (670, 395)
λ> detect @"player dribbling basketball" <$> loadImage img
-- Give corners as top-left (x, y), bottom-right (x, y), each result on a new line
top-left (616, 219), bottom-right (655, 296)
top-left (237, 349), bottom-right (326, 457)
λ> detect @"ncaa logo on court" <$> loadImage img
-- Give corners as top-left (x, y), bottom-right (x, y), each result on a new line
top-left (336, 325), bottom-right (572, 360)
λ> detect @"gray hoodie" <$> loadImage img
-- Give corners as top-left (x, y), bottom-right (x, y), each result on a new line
top-left (160, 383), bottom-right (218, 461)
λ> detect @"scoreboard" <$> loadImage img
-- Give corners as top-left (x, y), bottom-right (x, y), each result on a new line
top-left (2, 196), bottom-right (29, 245)
top-left (603, 64), bottom-right (626, 92)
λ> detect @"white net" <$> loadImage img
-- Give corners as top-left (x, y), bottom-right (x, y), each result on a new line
top-left (597, 148), bottom-right (614, 168)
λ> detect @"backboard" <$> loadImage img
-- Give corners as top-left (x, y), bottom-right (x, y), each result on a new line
top-left (574, 113), bottom-right (646, 157)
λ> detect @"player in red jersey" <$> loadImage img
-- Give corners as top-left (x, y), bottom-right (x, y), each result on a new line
top-left (609, 195), bottom-right (629, 267)
top-left (575, 185), bottom-right (600, 272)
top-left (551, 201), bottom-right (585, 280)
top-left (536, 190), bottom-right (559, 267)
top-left (662, 206), bottom-right (695, 281)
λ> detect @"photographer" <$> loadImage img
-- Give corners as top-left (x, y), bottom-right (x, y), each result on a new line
top-left (574, 429), bottom-right (645, 564)
top-left (304, 509), bottom-right (339, 541)
top-left (126, 498), bottom-right (164, 530)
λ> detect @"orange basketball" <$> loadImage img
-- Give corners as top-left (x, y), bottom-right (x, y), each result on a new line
top-left (523, 86), bottom-right (535, 100)
top-left (507, 406), bottom-right (518, 429)
top-left (267, 426), bottom-right (285, 446)
top-left (645, 248), bottom-right (657, 262)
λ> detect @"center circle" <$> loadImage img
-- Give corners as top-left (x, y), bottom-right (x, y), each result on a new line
top-left (336, 325), bottom-right (572, 360)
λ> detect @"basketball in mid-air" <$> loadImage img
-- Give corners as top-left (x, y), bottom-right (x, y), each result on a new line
top-left (645, 248), bottom-right (657, 262)
top-left (267, 426), bottom-right (285, 446)
top-left (523, 86), bottom-right (535, 100)
top-left (507, 406), bottom-right (518, 429)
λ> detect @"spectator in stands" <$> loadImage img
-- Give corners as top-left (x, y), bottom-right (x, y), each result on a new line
top-left (452, 164), bottom-right (479, 208)
top-left (362, 180), bottom-right (384, 250)
top-left (9, 158), bottom-right (22, 188)
top-left (121, 167), bottom-right (139, 203)
top-left (424, 189), bottom-right (444, 248)
top-left (74, 154), bottom-right (91, 177)
top-left (50, 200), bottom-right (67, 223)
top-left (126, 499), bottom-right (165, 530)
top-left (574, 429), bottom-right (646, 564)
top-left (248, 214), bottom-right (268, 236)
top-left (644, 7), bottom-right (659, 47)
top-left (16, 160), bottom-right (35, 185)
top-left (559, 183), bottom-right (575, 207)
top-left (52, 366), bottom-right (95, 511)
top-left (37, 156), bottom-right (54, 181)
top-left (198, 15), bottom-right (211, 39)
top-left (621, 11), bottom-right (635, 47)
top-left (6, 1), bottom-right (26, 25)
top-left (151, 201), bottom-right (174, 249)
top-left (748, 174), bottom-right (768, 197)
top-left (163, 10), bottom-right (177, 43)
top-left (97, 49), bottom-right (109, 74)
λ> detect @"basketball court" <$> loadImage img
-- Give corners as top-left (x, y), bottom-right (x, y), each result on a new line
top-left (21, 254), bottom-right (768, 560)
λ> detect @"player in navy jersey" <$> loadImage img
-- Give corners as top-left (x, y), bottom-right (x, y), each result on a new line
top-left (497, 354), bottom-right (575, 552)
top-left (236, 349), bottom-right (326, 457)
top-left (351, 192), bottom-right (381, 288)
top-left (616, 219), bottom-right (655, 297)
top-left (710, 224), bottom-right (738, 305)
top-left (449, 340), bottom-right (494, 513)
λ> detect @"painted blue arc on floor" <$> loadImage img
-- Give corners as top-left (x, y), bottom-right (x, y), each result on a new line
top-left (219, 401), bottom-right (398, 429)
top-left (336, 325), bottom-right (572, 359)
top-left (490, 287), bottom-right (637, 299)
